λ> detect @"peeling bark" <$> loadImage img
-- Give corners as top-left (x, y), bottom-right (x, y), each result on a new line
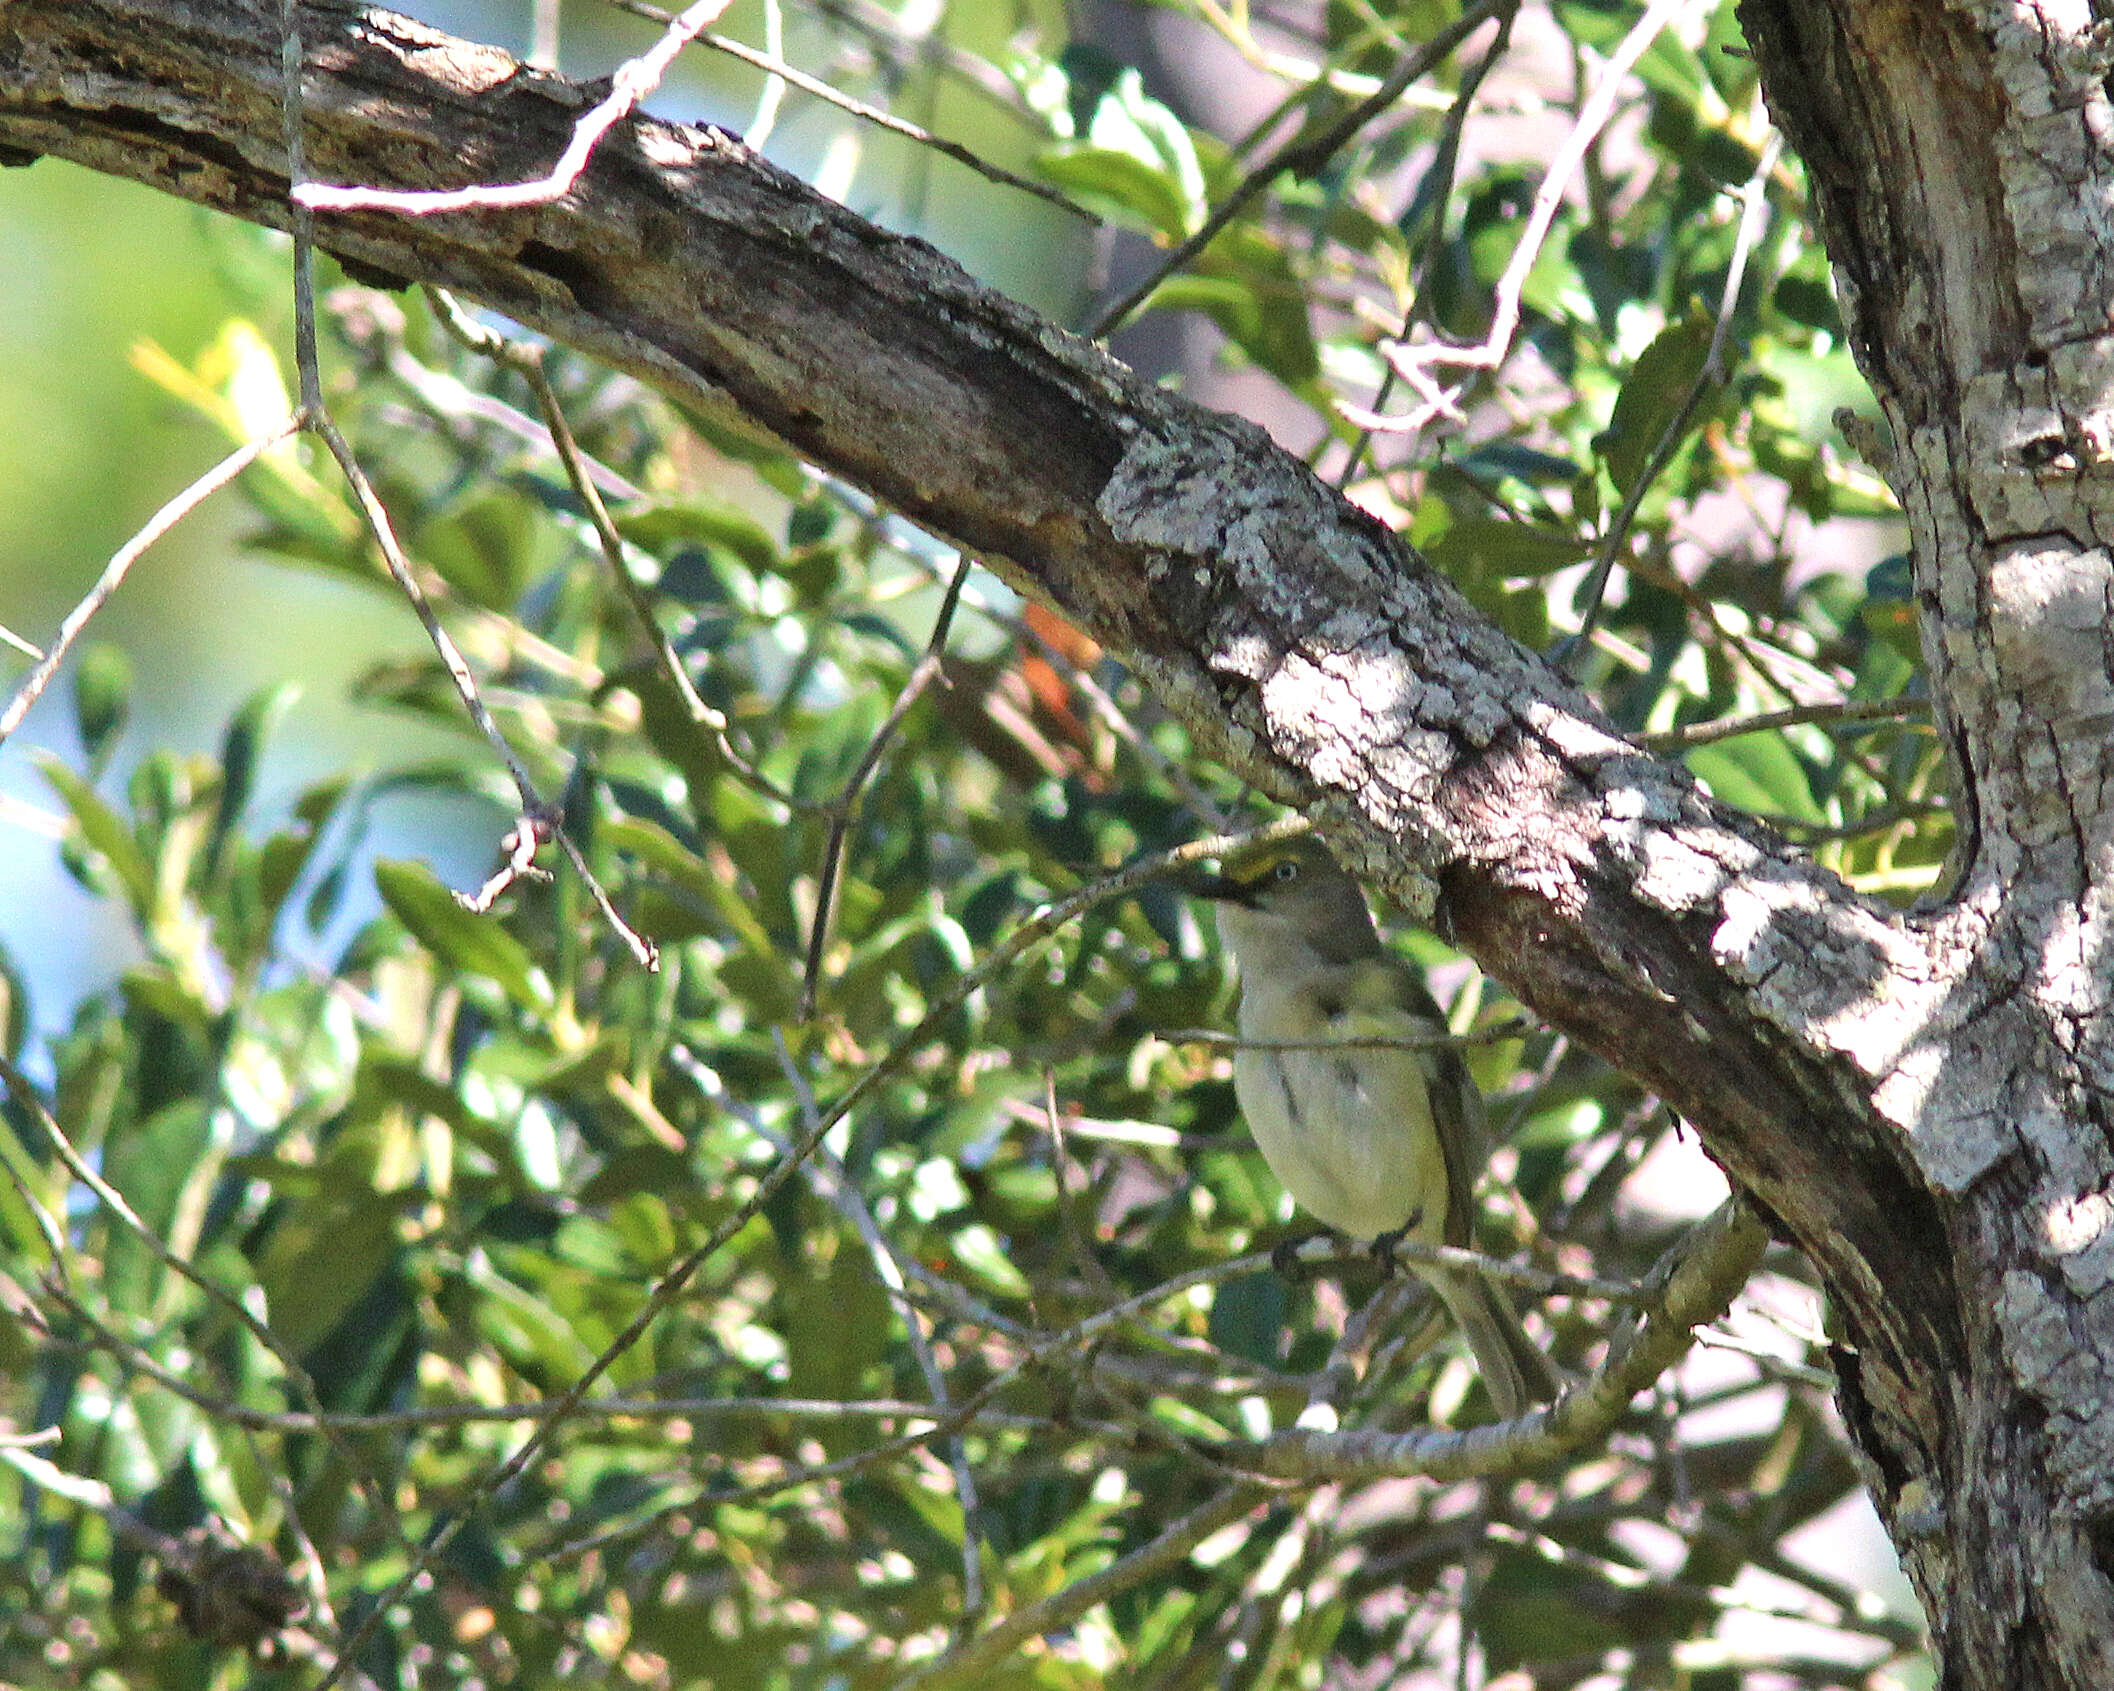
top-left (6, 0), bottom-right (2114, 1680)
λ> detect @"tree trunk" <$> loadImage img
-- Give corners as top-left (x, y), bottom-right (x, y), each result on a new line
top-left (1734, 0), bottom-right (2114, 1679)
top-left (5, 0), bottom-right (2113, 1679)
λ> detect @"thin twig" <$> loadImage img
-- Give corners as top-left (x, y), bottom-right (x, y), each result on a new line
top-left (745, 0), bottom-right (787, 148)
top-left (539, 1225), bottom-right (1324, 1562)
top-left (1089, 0), bottom-right (1515, 339)
top-left (535, 1369), bottom-right (1131, 1566)
top-left (1643, 694), bottom-right (1927, 751)
top-left (768, 1028), bottom-right (987, 1620)
top-left (289, 298), bottom-right (657, 960)
top-left (1689, 1327), bottom-right (1837, 1389)
top-left (1348, 0), bottom-right (1696, 436)
top-left (423, 286), bottom-right (799, 811)
top-left (1561, 132), bottom-right (1782, 669)
top-left (1275, 1232), bottom-right (1647, 1306)
top-left (296, 0), bottom-right (737, 216)
top-left (1045, 1067), bottom-right (1122, 1302)
top-left (1337, 4), bottom-right (1517, 487)
top-left (315, 821), bottom-right (1309, 1685)
top-left (1162, 1016), bottom-right (1530, 1053)
top-left (308, 405), bottom-right (655, 963)
top-left (799, 555), bottom-right (973, 1018)
top-left (0, 422), bottom-right (297, 749)
top-left (1756, 799), bottom-right (1947, 842)
top-left (0, 1056), bottom-right (406, 1584)
top-left (273, 7), bottom-right (694, 1671)
top-left (1239, 1196), bottom-right (1767, 1485)
top-left (896, 549), bottom-right (1231, 827)
top-left (891, 1482), bottom-right (1272, 1691)
top-left (36, 1283), bottom-right (1062, 1433)
top-left (599, 0), bottom-right (1093, 217)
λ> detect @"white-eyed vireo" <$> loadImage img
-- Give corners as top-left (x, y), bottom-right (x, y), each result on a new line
top-left (1185, 838), bottom-right (1556, 1417)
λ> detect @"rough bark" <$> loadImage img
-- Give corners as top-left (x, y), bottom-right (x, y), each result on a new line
top-left (1736, 0), bottom-right (2114, 1681)
top-left (4, 0), bottom-right (2113, 1681)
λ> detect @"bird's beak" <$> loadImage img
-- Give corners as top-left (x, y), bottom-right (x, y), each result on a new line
top-left (1172, 865), bottom-right (1253, 905)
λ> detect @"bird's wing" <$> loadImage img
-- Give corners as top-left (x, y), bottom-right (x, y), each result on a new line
top-left (1340, 958), bottom-right (1487, 1250)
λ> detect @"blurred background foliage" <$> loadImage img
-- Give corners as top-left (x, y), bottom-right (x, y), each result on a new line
top-left (0, 0), bottom-right (1939, 1685)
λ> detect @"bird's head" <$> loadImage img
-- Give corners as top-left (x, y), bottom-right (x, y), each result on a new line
top-left (1179, 838), bottom-right (1380, 963)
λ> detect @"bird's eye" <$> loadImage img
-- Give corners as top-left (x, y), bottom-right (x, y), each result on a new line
top-left (1273, 859), bottom-right (1301, 882)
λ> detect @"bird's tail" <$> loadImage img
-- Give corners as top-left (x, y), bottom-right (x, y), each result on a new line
top-left (1424, 1267), bottom-right (1560, 1420)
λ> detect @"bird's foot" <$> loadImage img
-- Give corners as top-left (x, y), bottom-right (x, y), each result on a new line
top-left (1271, 1228), bottom-right (1334, 1281)
top-left (1367, 1212), bottom-right (1426, 1275)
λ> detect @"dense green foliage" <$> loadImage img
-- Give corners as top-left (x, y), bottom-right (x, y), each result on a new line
top-left (0, 0), bottom-right (1943, 1685)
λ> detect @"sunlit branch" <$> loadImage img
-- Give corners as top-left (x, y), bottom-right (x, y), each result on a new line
top-left (0, 422), bottom-right (297, 750)
top-left (597, 0), bottom-right (1093, 215)
top-left (1349, 0), bottom-right (1697, 437)
top-left (1238, 1197), bottom-right (1767, 1484)
top-left (295, 0), bottom-right (737, 216)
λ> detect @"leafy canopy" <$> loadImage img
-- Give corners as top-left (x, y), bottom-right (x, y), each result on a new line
top-left (0, 0), bottom-right (1934, 1686)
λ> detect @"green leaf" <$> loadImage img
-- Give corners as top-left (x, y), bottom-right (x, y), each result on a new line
top-left (415, 489), bottom-right (541, 609)
top-left (1208, 1271), bottom-right (1289, 1368)
top-left (1036, 145), bottom-right (1196, 239)
top-left (210, 682), bottom-right (297, 878)
top-left (464, 1250), bottom-right (602, 1381)
top-left (598, 813), bottom-right (718, 905)
top-left (782, 1243), bottom-right (892, 1405)
top-left (72, 643), bottom-right (132, 769)
top-left (37, 754), bottom-right (155, 914)
top-left (374, 858), bottom-right (553, 1009)
top-left (255, 828), bottom-right (317, 923)
top-left (948, 1222), bottom-right (1032, 1299)
top-left (615, 499), bottom-right (781, 573)
top-left (0, 939), bottom-right (25, 1062)
top-left (1685, 735), bottom-right (1823, 823)
top-left (253, 1191), bottom-right (402, 1356)
top-left (1426, 518), bottom-right (1595, 581)
top-left (1602, 314), bottom-right (1715, 496)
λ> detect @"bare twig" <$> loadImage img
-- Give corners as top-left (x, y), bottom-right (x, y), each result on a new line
top-left (457, 811), bottom-right (555, 911)
top-left (1274, 1231), bottom-right (1648, 1307)
top-left (1757, 798), bottom-right (1947, 842)
top-left (1643, 694), bottom-right (1927, 751)
top-left (744, 0), bottom-right (787, 148)
top-left (896, 548), bottom-right (1230, 826)
top-left (1090, 0), bottom-right (1514, 340)
top-left (296, 0), bottom-right (736, 216)
top-left (423, 286), bottom-right (798, 812)
top-left (1162, 1015), bottom-right (1530, 1053)
top-left (769, 1028), bottom-right (987, 1620)
top-left (1347, 0), bottom-right (1697, 437)
top-left (1337, 4), bottom-right (1516, 487)
top-left (315, 820), bottom-right (1309, 1685)
top-left (598, 0), bottom-right (1093, 217)
top-left (309, 404), bottom-right (657, 963)
top-left (0, 422), bottom-right (297, 750)
top-left (0, 1054), bottom-right (403, 1596)
top-left (291, 84), bottom-right (659, 968)
top-left (1044, 1067), bottom-right (1122, 1302)
top-left (1562, 133), bottom-right (1783, 668)
top-left (890, 1482), bottom-right (1272, 1691)
top-left (37, 1280), bottom-right (1066, 1436)
top-left (800, 555), bottom-right (973, 1018)
top-left (1238, 1196), bottom-right (1768, 1485)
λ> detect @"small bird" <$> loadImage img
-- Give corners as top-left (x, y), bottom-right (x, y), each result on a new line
top-left (1184, 837), bottom-right (1557, 1417)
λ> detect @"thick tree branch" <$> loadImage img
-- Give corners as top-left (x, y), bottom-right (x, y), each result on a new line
top-left (0, 0), bottom-right (1942, 1330)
